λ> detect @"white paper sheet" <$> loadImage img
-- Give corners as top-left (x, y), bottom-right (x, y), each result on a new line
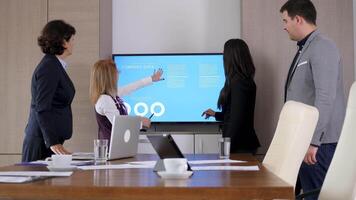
top-left (78, 160), bottom-right (251, 170)
top-left (127, 159), bottom-right (246, 166)
top-left (78, 163), bottom-right (154, 170)
top-left (127, 161), bottom-right (156, 165)
top-left (31, 160), bottom-right (93, 166)
top-left (0, 176), bottom-right (45, 183)
top-left (188, 159), bottom-right (247, 165)
top-left (191, 165), bottom-right (259, 171)
top-left (30, 160), bottom-right (50, 165)
top-left (0, 171), bottom-right (73, 177)
top-left (72, 152), bottom-right (95, 160)
top-left (72, 152), bottom-right (94, 156)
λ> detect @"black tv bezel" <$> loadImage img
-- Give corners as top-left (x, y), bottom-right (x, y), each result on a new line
top-left (112, 53), bottom-right (224, 124)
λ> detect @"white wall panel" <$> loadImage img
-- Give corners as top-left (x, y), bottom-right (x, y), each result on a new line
top-left (113, 0), bottom-right (241, 54)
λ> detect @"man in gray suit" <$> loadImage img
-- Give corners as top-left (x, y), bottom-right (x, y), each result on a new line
top-left (280, 0), bottom-right (346, 199)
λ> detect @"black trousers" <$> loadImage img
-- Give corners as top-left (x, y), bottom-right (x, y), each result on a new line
top-left (297, 143), bottom-right (337, 200)
top-left (22, 135), bottom-right (54, 162)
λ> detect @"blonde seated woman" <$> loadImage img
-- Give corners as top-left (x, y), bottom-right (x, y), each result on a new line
top-left (89, 59), bottom-right (163, 144)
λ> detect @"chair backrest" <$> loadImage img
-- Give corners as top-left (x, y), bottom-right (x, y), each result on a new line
top-left (263, 101), bottom-right (319, 187)
top-left (319, 82), bottom-right (356, 200)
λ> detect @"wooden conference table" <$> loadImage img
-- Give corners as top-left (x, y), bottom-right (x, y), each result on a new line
top-left (0, 154), bottom-right (294, 200)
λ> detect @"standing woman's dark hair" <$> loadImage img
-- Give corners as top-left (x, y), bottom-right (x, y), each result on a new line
top-left (38, 20), bottom-right (76, 55)
top-left (218, 39), bottom-right (256, 109)
top-left (202, 38), bottom-right (260, 153)
top-left (22, 20), bottom-right (76, 162)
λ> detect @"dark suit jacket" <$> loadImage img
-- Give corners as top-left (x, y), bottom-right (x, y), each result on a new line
top-left (215, 77), bottom-right (260, 153)
top-left (23, 54), bottom-right (75, 161)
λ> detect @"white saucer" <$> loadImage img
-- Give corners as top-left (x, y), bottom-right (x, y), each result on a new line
top-left (157, 171), bottom-right (193, 179)
top-left (47, 165), bottom-right (77, 172)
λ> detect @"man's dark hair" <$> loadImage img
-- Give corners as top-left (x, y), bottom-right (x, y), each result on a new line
top-left (280, 0), bottom-right (317, 25)
top-left (38, 20), bottom-right (76, 55)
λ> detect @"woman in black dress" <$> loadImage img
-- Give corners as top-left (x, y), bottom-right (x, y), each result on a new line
top-left (202, 39), bottom-right (260, 154)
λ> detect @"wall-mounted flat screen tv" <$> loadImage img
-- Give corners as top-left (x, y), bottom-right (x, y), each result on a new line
top-left (113, 53), bottom-right (225, 123)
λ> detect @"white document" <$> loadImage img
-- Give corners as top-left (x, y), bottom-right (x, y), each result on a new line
top-left (30, 160), bottom-right (50, 165)
top-left (72, 152), bottom-right (95, 160)
top-left (72, 152), bottom-right (94, 156)
top-left (0, 176), bottom-right (44, 183)
top-left (127, 161), bottom-right (156, 166)
top-left (191, 165), bottom-right (259, 171)
top-left (127, 159), bottom-right (246, 166)
top-left (188, 159), bottom-right (246, 165)
top-left (78, 163), bottom-right (154, 170)
top-left (0, 171), bottom-right (73, 177)
top-left (31, 160), bottom-right (93, 166)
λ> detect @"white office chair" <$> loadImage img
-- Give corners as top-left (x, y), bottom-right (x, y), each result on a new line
top-left (263, 101), bottom-right (319, 187)
top-left (316, 82), bottom-right (356, 200)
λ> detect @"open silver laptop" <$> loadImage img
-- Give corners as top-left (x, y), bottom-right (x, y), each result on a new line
top-left (108, 115), bottom-right (141, 160)
top-left (72, 115), bottom-right (140, 160)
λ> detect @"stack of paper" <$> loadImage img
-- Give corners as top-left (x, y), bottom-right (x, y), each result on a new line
top-left (0, 176), bottom-right (45, 183)
top-left (0, 171), bottom-right (73, 183)
top-left (29, 160), bottom-right (94, 166)
top-left (78, 163), bottom-right (155, 170)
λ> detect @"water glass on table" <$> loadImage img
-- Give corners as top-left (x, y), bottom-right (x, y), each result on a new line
top-left (94, 139), bottom-right (108, 164)
top-left (218, 137), bottom-right (231, 159)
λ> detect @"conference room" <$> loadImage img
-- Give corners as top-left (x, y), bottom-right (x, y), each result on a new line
top-left (0, 0), bottom-right (355, 199)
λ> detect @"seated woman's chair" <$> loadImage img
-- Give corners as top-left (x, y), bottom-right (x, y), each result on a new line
top-left (297, 82), bottom-right (356, 200)
top-left (263, 101), bottom-right (319, 187)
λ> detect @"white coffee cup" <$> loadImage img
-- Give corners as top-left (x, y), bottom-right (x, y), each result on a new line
top-left (163, 158), bottom-right (188, 173)
top-left (50, 154), bottom-right (72, 167)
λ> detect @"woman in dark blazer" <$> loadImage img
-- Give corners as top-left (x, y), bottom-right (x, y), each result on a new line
top-left (202, 39), bottom-right (260, 154)
top-left (22, 20), bottom-right (76, 162)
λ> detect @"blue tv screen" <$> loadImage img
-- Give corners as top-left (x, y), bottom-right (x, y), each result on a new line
top-left (113, 53), bottom-right (225, 123)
